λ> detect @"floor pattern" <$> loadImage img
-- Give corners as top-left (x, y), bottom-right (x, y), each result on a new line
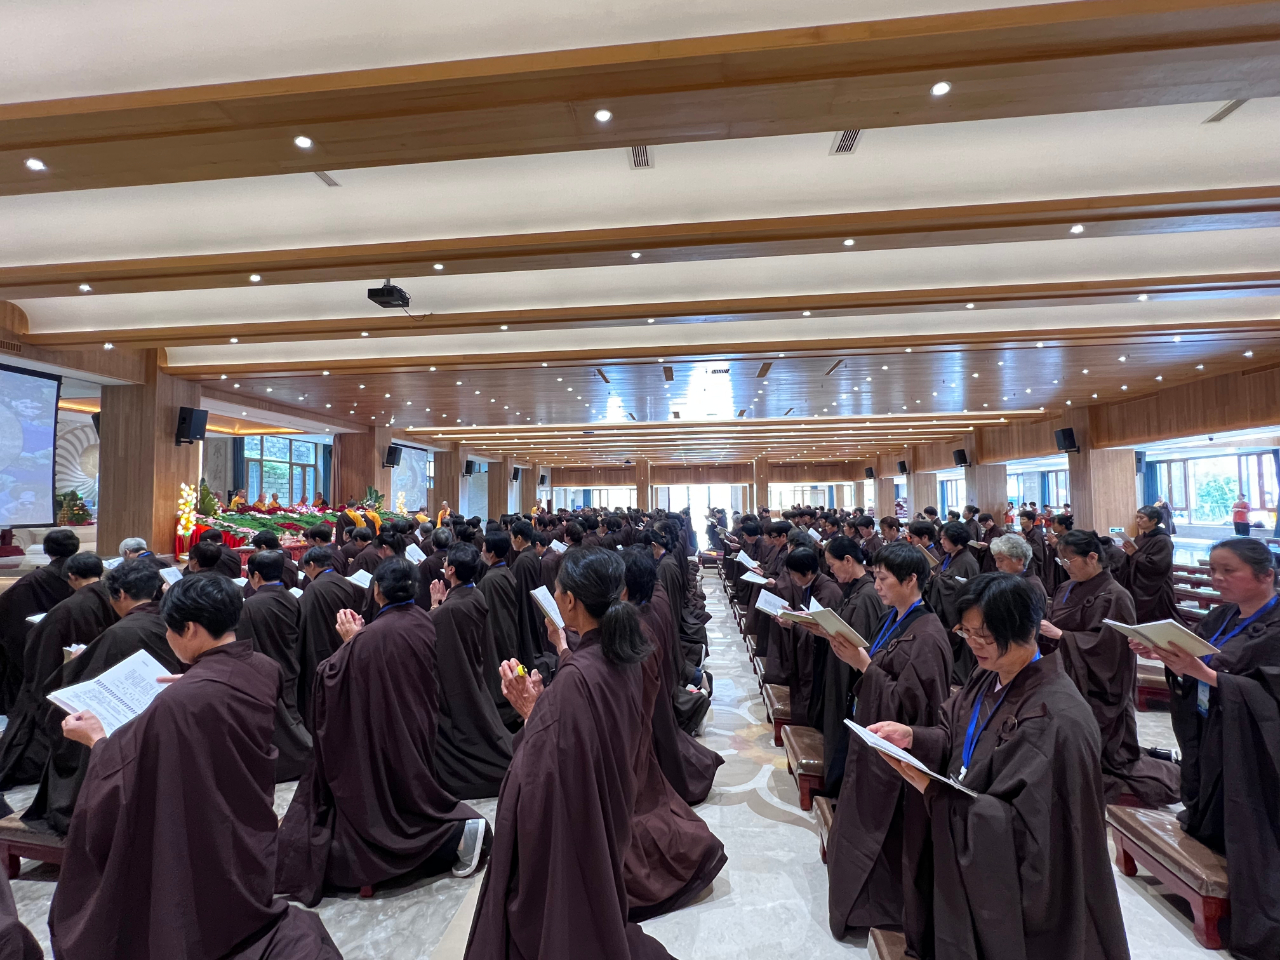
top-left (6, 569), bottom-right (1227, 958)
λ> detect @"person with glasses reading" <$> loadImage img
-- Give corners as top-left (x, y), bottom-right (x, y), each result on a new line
top-left (1126, 536), bottom-right (1280, 959)
top-left (1038, 529), bottom-right (1179, 806)
top-left (825, 541), bottom-right (952, 942)
top-left (871, 573), bottom-right (1129, 960)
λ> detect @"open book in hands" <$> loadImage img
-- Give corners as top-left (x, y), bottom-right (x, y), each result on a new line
top-left (915, 543), bottom-right (940, 568)
top-left (1103, 618), bottom-right (1220, 658)
top-left (530, 584), bottom-right (565, 629)
top-left (737, 553), bottom-right (762, 573)
top-left (784, 606), bottom-right (869, 647)
top-left (753, 590), bottom-right (790, 618)
top-left (48, 649), bottom-right (171, 737)
top-left (846, 720), bottom-right (977, 797)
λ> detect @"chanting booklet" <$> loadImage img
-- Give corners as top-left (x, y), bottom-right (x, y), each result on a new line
top-left (740, 570), bottom-right (768, 585)
top-left (737, 553), bottom-right (762, 573)
top-left (783, 606), bottom-right (868, 646)
top-left (348, 568), bottom-right (373, 588)
top-left (1102, 619), bottom-right (1220, 658)
top-left (405, 543), bottom-right (427, 564)
top-left (102, 557), bottom-right (124, 570)
top-left (48, 649), bottom-right (171, 736)
top-left (26, 612), bottom-right (46, 624)
top-left (548, 539), bottom-right (568, 554)
top-left (159, 566), bottom-right (183, 586)
top-left (915, 544), bottom-right (940, 568)
top-left (807, 527), bottom-right (822, 543)
top-left (845, 720), bottom-right (977, 797)
top-left (529, 584), bottom-right (565, 629)
top-left (754, 590), bottom-right (789, 618)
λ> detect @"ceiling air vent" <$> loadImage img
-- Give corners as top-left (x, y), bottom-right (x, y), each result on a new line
top-left (662, 366), bottom-right (675, 382)
top-left (756, 362), bottom-right (772, 378)
top-left (314, 171), bottom-right (341, 186)
top-left (0, 339), bottom-right (22, 354)
top-left (829, 130), bottom-right (862, 155)
top-left (710, 368), bottom-right (729, 374)
top-left (1204, 100), bottom-right (1247, 123)
top-left (628, 146), bottom-right (654, 169)
top-left (595, 368), bottom-right (611, 383)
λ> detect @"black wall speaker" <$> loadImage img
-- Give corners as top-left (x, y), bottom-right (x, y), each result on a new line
top-left (175, 406), bottom-right (209, 446)
top-left (952, 449), bottom-right (969, 466)
top-left (539, 473), bottom-right (549, 485)
top-left (463, 459), bottom-right (476, 476)
top-left (864, 467), bottom-right (875, 480)
top-left (897, 460), bottom-right (909, 476)
top-left (90, 411), bottom-right (101, 438)
top-left (1134, 452), bottom-right (1145, 474)
top-left (1054, 427), bottom-right (1079, 452)
top-left (382, 445), bottom-right (403, 468)
top-left (511, 467), bottom-right (521, 482)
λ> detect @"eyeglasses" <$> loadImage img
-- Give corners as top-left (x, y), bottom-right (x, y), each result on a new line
top-left (1056, 554), bottom-right (1083, 568)
top-left (955, 627), bottom-right (998, 648)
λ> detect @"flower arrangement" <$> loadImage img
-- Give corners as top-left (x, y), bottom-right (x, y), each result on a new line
top-left (395, 492), bottom-right (406, 514)
top-left (177, 483), bottom-right (198, 537)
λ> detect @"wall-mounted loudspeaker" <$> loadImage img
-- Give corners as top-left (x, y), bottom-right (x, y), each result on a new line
top-left (1054, 427), bottom-right (1079, 453)
top-left (175, 407), bottom-right (209, 446)
top-left (382, 445), bottom-right (402, 468)
top-left (463, 460), bottom-right (476, 476)
top-left (1134, 452), bottom-right (1145, 474)
top-left (511, 467), bottom-right (521, 482)
top-left (539, 473), bottom-right (549, 485)
top-left (952, 449), bottom-right (969, 466)
top-left (90, 412), bottom-right (101, 438)
top-left (864, 467), bottom-right (875, 480)
top-left (897, 460), bottom-right (909, 476)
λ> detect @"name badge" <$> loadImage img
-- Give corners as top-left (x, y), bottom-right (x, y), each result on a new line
top-left (1197, 680), bottom-right (1211, 717)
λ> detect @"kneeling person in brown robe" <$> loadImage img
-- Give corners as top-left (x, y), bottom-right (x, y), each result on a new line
top-left (276, 557), bottom-right (488, 905)
top-left (50, 574), bottom-right (341, 960)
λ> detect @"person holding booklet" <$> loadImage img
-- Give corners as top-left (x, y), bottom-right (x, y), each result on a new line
top-left (1119, 505), bottom-right (1184, 625)
top-left (871, 573), bottom-right (1130, 960)
top-left (1125, 536), bottom-right (1280, 958)
top-left (925, 521), bottom-right (981, 684)
top-left (825, 539), bottom-right (952, 941)
top-left (49, 573), bottom-right (342, 960)
top-left (764, 547), bottom-right (842, 726)
top-left (1038, 529), bottom-right (1179, 806)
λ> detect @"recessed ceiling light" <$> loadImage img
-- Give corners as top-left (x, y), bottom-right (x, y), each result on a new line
top-left (842, 239), bottom-right (855, 247)
top-left (1121, 385), bottom-right (1128, 390)
top-left (298, 395), bottom-right (304, 400)
top-left (1069, 224), bottom-right (1085, 234)
top-left (882, 365), bottom-right (889, 370)
top-left (230, 337), bottom-right (238, 343)
top-left (905, 348), bottom-right (912, 353)
top-left (1025, 388), bottom-right (1031, 393)
top-left (931, 81), bottom-right (951, 96)
top-left (1137, 294), bottom-right (1149, 301)
top-left (385, 393), bottom-right (391, 398)
top-left (998, 361), bottom-right (1004, 366)
top-left (1082, 368), bottom-right (1089, 374)
top-left (971, 372), bottom-right (979, 378)
top-left (1196, 364), bottom-right (1204, 370)
top-left (965, 303), bottom-right (974, 309)
top-left (25, 158), bottom-right (47, 171)
top-left (234, 383), bottom-right (240, 388)
top-left (1092, 393), bottom-right (1098, 398)
top-left (249, 274), bottom-right (261, 282)
top-left (594, 108), bottom-right (613, 122)
top-left (293, 135), bottom-right (313, 149)
top-left (1244, 350), bottom-right (1254, 357)
top-left (1036, 342), bottom-right (1044, 348)
top-left (802, 311), bottom-right (811, 317)
top-left (361, 331), bottom-right (369, 337)
top-left (326, 403), bottom-right (332, 408)
top-left (265, 387), bottom-right (273, 393)
top-left (359, 384), bottom-right (366, 389)
top-left (219, 374), bottom-right (227, 380)
top-left (78, 283), bottom-right (92, 293)
top-left (542, 363), bottom-right (548, 367)
top-left (1118, 355), bottom-right (1127, 362)
top-left (102, 342), bottom-right (113, 350)
top-left (1155, 375), bottom-right (1163, 381)
top-left (500, 325), bottom-right (509, 330)
top-left (1173, 335), bottom-right (1183, 343)
top-left (1066, 400), bottom-right (1072, 405)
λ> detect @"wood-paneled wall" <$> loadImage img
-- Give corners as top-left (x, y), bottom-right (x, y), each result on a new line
top-left (652, 463), bottom-right (753, 485)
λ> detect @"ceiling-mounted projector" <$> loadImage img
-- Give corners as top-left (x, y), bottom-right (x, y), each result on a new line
top-left (368, 280), bottom-right (411, 308)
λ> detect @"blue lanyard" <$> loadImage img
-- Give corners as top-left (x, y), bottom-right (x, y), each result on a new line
top-left (940, 553), bottom-right (952, 573)
top-left (1201, 595), bottom-right (1277, 663)
top-left (870, 600), bottom-right (923, 655)
top-left (373, 599), bottom-right (415, 620)
top-left (1061, 581), bottom-right (1075, 602)
top-left (960, 652), bottom-right (1040, 778)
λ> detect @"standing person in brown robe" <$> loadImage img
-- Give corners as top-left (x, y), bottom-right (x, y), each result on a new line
top-left (1043, 513), bottom-right (1074, 594)
top-left (0, 553), bottom-right (116, 789)
top-left (24, 560), bottom-right (185, 836)
top-left (619, 549), bottom-right (727, 920)
top-left (340, 526), bottom-right (372, 569)
top-left (969, 512), bottom-right (1006, 573)
top-left (1121, 505), bottom-right (1184, 624)
top-left (304, 525), bottom-right (347, 576)
top-left (826, 541), bottom-right (952, 939)
top-left (238, 550), bottom-right (312, 782)
top-left (874, 573), bottom-right (1130, 960)
top-left (0, 529), bottom-right (77, 711)
top-left (744, 523), bottom-right (788, 655)
top-left (962, 505), bottom-right (982, 547)
top-left (1039, 529), bottom-right (1180, 806)
top-left (925, 521), bottom-right (981, 685)
top-left (50, 574), bottom-right (341, 960)
top-left (465, 547), bottom-right (675, 960)
top-left (1127, 537), bottom-right (1280, 959)
top-left (765, 547), bottom-right (843, 725)
top-left (989, 533), bottom-right (1047, 610)
top-left (0, 872), bottom-right (40, 959)
top-left (477, 532), bottom-right (524, 732)
top-left (854, 516), bottom-right (884, 560)
top-left (276, 558), bottom-right (487, 905)
top-left (414, 526), bottom-right (452, 605)
top-left (1017, 510), bottom-right (1048, 582)
top-left (426, 542), bottom-right (513, 799)
top-left (248, 531), bottom-right (299, 590)
top-left (809, 537), bottom-right (885, 791)
top-left (509, 520), bottom-right (559, 681)
top-left (295, 547), bottom-right (359, 727)
top-left (193, 528), bottom-right (245, 579)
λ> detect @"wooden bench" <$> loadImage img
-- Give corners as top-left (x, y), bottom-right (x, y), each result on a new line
top-left (0, 814), bottom-right (64, 877)
top-left (869, 928), bottom-right (906, 960)
top-left (1175, 586), bottom-right (1220, 611)
top-left (781, 724), bottom-right (825, 811)
top-left (814, 795), bottom-right (834, 864)
top-left (762, 683), bottom-right (792, 745)
top-left (1135, 660), bottom-right (1170, 711)
top-left (1107, 805), bottom-right (1229, 949)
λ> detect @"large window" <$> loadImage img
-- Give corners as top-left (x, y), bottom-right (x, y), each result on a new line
top-left (1045, 470), bottom-right (1069, 510)
top-left (939, 479), bottom-right (966, 516)
top-left (1187, 456), bottom-right (1242, 525)
top-left (1239, 453), bottom-right (1278, 511)
top-left (245, 436), bottom-right (317, 506)
top-left (554, 486), bottom-right (637, 511)
top-left (1154, 460), bottom-right (1189, 512)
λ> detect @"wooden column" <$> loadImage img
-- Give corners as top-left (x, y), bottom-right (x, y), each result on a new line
top-left (854, 481), bottom-right (866, 510)
top-left (965, 463), bottom-right (1009, 519)
top-left (875, 477), bottom-right (896, 519)
top-left (907, 471), bottom-right (938, 519)
top-left (517, 464), bottom-right (537, 515)
top-left (752, 456), bottom-right (769, 513)
top-left (1063, 409), bottom-right (1139, 532)
top-left (635, 458), bottom-right (651, 511)
top-left (431, 446), bottom-right (460, 516)
top-left (334, 427), bottom-right (391, 506)
top-left (488, 456), bottom-right (514, 519)
top-left (98, 352), bottom-right (202, 557)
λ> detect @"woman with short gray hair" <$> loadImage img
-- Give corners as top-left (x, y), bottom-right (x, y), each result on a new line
top-left (989, 534), bottom-right (1047, 609)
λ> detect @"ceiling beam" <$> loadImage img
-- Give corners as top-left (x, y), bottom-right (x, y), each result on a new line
top-left (4, 1), bottom-right (1280, 195)
top-left (7, 186), bottom-right (1280, 298)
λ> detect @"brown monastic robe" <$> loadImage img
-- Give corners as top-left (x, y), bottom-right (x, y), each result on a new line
top-left (827, 605), bottom-right (952, 937)
top-left (743, 541), bottom-right (782, 647)
top-left (428, 584), bottom-right (513, 799)
top-left (235, 583), bottom-right (313, 782)
top-left (1043, 569), bottom-right (1179, 805)
top-left (276, 602), bottom-right (479, 906)
top-left (622, 608), bottom-right (727, 921)
top-left (0, 581), bottom-right (117, 788)
top-left (475, 560), bottom-right (524, 732)
top-left (0, 867), bottom-right (40, 959)
top-left (813, 573), bottom-right (886, 789)
top-left (510, 545), bottom-right (559, 680)
top-left (1020, 566), bottom-right (1048, 611)
top-left (1121, 527), bottom-right (1183, 624)
top-left (1023, 524), bottom-right (1048, 582)
top-left (777, 572), bottom-right (844, 725)
top-left (294, 569), bottom-right (359, 726)
top-left (1171, 599), bottom-right (1280, 958)
top-left (925, 549), bottom-right (981, 685)
top-left (463, 631), bottom-right (675, 960)
top-left (49, 641), bottom-right (341, 960)
top-left (978, 524), bottom-right (1006, 573)
top-left (0, 558), bottom-right (73, 711)
top-left (23, 603), bottom-right (185, 836)
top-left (348, 544), bottom-right (383, 577)
top-left (904, 654), bottom-right (1130, 960)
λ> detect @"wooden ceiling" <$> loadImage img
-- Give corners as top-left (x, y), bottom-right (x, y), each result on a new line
top-left (7, 0), bottom-right (1280, 465)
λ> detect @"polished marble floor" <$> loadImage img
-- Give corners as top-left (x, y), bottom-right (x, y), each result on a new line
top-left (6, 570), bottom-right (1227, 958)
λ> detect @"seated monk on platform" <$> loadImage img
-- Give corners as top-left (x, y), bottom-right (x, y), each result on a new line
top-left (50, 574), bottom-right (342, 960)
top-left (252, 491), bottom-right (268, 511)
top-left (312, 493), bottom-right (328, 510)
top-left (268, 492), bottom-right (283, 510)
top-left (276, 557), bottom-right (488, 904)
top-left (230, 488), bottom-right (248, 509)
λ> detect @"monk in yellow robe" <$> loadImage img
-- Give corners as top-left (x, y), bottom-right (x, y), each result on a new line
top-left (268, 493), bottom-right (283, 509)
top-left (363, 508), bottom-right (381, 534)
top-left (252, 492), bottom-right (268, 511)
top-left (229, 489), bottom-right (247, 509)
